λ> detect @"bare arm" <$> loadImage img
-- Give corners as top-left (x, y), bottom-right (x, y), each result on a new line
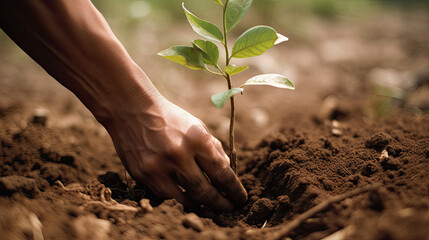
top-left (0, 0), bottom-right (247, 211)
top-left (0, 0), bottom-right (157, 123)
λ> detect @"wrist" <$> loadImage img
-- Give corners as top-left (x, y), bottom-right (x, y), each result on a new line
top-left (88, 68), bottom-right (166, 128)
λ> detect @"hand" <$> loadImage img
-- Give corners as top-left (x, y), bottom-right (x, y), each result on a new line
top-left (0, 0), bottom-right (245, 211)
top-left (105, 97), bottom-right (247, 211)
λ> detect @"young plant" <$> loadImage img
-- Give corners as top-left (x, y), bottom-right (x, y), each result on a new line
top-left (158, 0), bottom-right (294, 173)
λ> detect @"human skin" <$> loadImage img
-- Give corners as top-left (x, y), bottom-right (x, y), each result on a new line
top-left (0, 0), bottom-right (247, 211)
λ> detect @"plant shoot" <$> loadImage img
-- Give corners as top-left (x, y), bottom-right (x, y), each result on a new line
top-left (158, 0), bottom-right (294, 172)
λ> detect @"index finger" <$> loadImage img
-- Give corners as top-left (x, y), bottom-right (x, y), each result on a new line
top-left (196, 140), bottom-right (248, 206)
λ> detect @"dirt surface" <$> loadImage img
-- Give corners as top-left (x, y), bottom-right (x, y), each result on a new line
top-left (1, 8), bottom-right (429, 240)
top-left (1, 102), bottom-right (428, 240)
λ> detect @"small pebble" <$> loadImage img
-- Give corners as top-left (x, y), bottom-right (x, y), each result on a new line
top-left (139, 198), bottom-right (153, 213)
top-left (182, 213), bottom-right (204, 232)
top-left (379, 149), bottom-right (389, 160)
top-left (32, 107), bottom-right (49, 126)
top-left (332, 128), bottom-right (342, 136)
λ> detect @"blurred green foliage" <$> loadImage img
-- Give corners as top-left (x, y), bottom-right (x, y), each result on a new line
top-left (90, 0), bottom-right (428, 43)
top-left (4, 0), bottom-right (426, 45)
top-left (2, 0), bottom-right (427, 59)
top-left (92, 0), bottom-right (429, 26)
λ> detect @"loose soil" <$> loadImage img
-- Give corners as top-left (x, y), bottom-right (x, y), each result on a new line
top-left (1, 103), bottom-right (428, 239)
top-left (1, 8), bottom-right (429, 240)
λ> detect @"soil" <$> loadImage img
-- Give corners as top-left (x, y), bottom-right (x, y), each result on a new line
top-left (1, 8), bottom-right (429, 240)
top-left (1, 106), bottom-right (428, 240)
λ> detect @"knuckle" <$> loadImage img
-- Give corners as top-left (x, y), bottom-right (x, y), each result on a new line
top-left (196, 119), bottom-right (210, 134)
top-left (187, 126), bottom-right (211, 146)
top-left (214, 164), bottom-right (234, 184)
top-left (192, 186), bottom-right (218, 203)
top-left (200, 129), bottom-right (211, 139)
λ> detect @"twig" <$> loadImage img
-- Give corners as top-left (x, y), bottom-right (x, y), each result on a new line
top-left (84, 201), bottom-right (139, 212)
top-left (55, 180), bottom-right (84, 192)
top-left (272, 183), bottom-right (382, 240)
top-left (55, 180), bottom-right (66, 189)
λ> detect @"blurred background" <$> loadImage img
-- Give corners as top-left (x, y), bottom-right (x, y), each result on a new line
top-left (1, 0), bottom-right (428, 144)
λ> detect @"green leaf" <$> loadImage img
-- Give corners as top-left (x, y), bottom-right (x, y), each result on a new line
top-left (211, 88), bottom-right (244, 109)
top-left (231, 26), bottom-right (278, 58)
top-left (157, 46), bottom-right (205, 70)
top-left (193, 40), bottom-right (219, 66)
top-left (242, 74), bottom-right (294, 89)
top-left (214, 0), bottom-right (223, 6)
top-left (225, 64), bottom-right (249, 76)
top-left (225, 0), bottom-right (253, 32)
top-left (182, 3), bottom-right (223, 42)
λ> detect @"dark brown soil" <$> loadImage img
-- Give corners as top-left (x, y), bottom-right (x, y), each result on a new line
top-left (1, 106), bottom-right (428, 240)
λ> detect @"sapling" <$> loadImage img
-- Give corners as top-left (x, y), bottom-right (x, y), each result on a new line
top-left (158, 0), bottom-right (294, 173)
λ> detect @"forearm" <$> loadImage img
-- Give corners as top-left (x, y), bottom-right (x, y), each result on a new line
top-left (0, 0), bottom-right (162, 125)
top-left (0, 1), bottom-right (249, 210)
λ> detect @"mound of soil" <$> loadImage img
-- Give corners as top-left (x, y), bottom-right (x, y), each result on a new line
top-left (1, 108), bottom-right (428, 239)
